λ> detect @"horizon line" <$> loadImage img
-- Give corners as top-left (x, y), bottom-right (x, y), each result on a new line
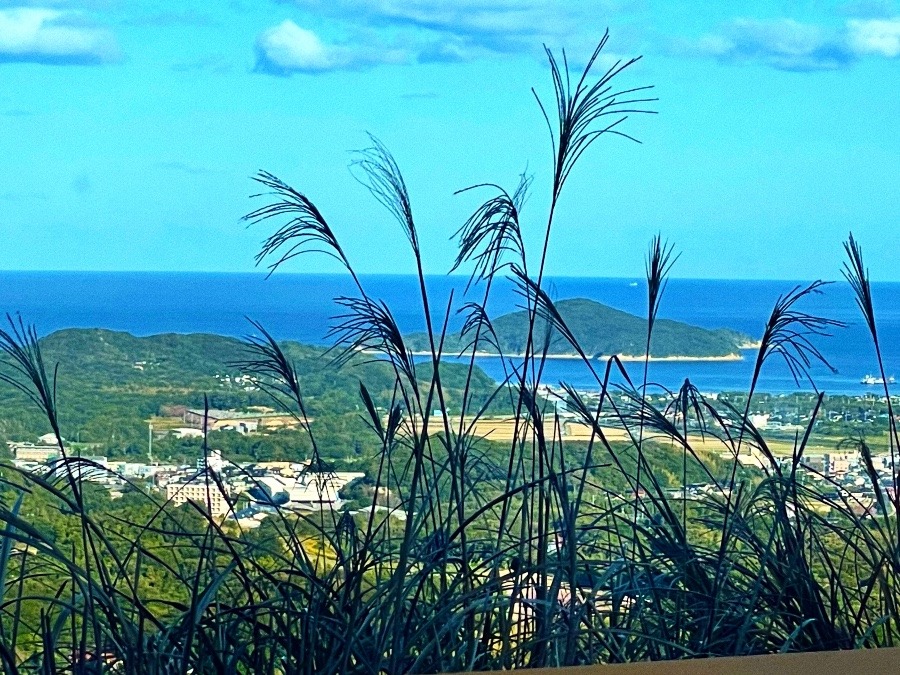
top-left (0, 269), bottom-right (862, 284)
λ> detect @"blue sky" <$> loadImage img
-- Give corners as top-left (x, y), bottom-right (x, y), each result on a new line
top-left (0, 1), bottom-right (898, 279)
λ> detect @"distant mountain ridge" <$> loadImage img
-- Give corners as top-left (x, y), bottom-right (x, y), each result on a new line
top-left (407, 298), bottom-right (754, 359)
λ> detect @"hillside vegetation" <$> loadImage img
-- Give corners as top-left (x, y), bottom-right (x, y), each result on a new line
top-left (37, 327), bottom-right (496, 403)
top-left (0, 328), bottom-right (501, 454)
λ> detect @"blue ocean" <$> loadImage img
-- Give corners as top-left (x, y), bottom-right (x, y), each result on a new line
top-left (1, 271), bottom-right (898, 396)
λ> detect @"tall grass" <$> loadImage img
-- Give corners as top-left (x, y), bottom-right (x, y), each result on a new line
top-left (0, 31), bottom-right (898, 673)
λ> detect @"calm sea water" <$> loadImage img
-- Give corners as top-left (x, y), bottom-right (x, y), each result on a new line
top-left (1, 271), bottom-right (897, 396)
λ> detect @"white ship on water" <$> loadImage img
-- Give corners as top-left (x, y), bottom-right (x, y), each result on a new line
top-left (860, 374), bottom-right (896, 385)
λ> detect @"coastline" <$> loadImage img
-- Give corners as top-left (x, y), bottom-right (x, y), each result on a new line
top-left (395, 350), bottom-right (745, 363)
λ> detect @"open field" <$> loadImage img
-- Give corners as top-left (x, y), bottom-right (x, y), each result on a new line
top-left (465, 417), bottom-right (885, 458)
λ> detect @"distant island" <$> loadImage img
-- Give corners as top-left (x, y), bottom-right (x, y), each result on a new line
top-left (406, 298), bottom-right (756, 360)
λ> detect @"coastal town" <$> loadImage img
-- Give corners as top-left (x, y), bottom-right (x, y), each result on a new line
top-left (6, 407), bottom-right (368, 528)
top-left (7, 389), bottom-right (900, 525)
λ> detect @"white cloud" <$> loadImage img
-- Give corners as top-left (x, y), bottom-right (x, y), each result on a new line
top-left (847, 17), bottom-right (900, 56)
top-left (0, 7), bottom-right (118, 64)
top-left (254, 19), bottom-right (409, 74)
top-left (682, 13), bottom-right (900, 72)
top-left (256, 20), bottom-right (332, 71)
top-left (715, 18), bottom-right (851, 71)
top-left (686, 18), bottom-right (852, 71)
top-left (281, 0), bottom-right (639, 63)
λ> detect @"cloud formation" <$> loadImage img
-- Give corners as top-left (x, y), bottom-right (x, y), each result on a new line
top-left (691, 18), bottom-right (852, 71)
top-left (254, 19), bottom-right (407, 74)
top-left (338, 0), bottom-right (574, 48)
top-left (0, 7), bottom-right (118, 65)
top-left (261, 2), bottom-right (900, 75)
top-left (255, 20), bottom-right (333, 72)
top-left (847, 17), bottom-right (900, 56)
top-left (261, 0), bottom-right (635, 71)
top-left (688, 15), bottom-right (900, 71)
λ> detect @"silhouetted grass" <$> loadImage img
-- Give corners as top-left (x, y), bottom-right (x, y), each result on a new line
top-left (0, 33), bottom-right (896, 674)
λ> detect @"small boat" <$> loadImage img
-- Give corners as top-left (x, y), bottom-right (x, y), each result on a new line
top-left (861, 374), bottom-right (896, 385)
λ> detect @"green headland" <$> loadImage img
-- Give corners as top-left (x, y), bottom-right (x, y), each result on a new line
top-left (407, 298), bottom-right (755, 359)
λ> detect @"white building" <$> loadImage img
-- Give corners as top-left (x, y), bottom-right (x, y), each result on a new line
top-left (247, 471), bottom-right (365, 511)
top-left (111, 462), bottom-right (167, 479)
top-left (749, 413), bottom-right (770, 430)
top-left (171, 428), bottom-right (204, 439)
top-left (10, 442), bottom-right (59, 463)
top-left (196, 449), bottom-right (224, 475)
top-left (166, 474), bottom-right (231, 517)
top-left (825, 452), bottom-right (858, 477)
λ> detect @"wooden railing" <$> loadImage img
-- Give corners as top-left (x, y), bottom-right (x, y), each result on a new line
top-left (488, 648), bottom-right (900, 675)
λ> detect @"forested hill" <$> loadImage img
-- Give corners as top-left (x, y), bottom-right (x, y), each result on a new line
top-left (0, 328), bottom-right (504, 449)
top-left (32, 328), bottom-right (497, 411)
top-left (38, 329), bottom-right (252, 387)
top-left (408, 298), bottom-right (753, 358)
top-left (35, 327), bottom-right (492, 391)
